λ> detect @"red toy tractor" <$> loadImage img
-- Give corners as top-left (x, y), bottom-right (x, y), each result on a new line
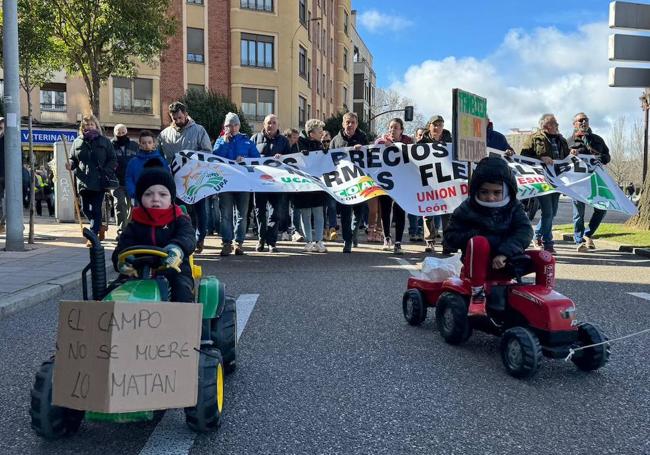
top-left (402, 250), bottom-right (610, 378)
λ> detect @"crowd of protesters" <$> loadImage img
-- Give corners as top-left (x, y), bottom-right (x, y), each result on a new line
top-left (18, 101), bottom-right (612, 256)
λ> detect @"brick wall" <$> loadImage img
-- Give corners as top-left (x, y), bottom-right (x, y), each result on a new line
top-left (208, 0), bottom-right (230, 97)
top-left (160, 0), bottom-right (185, 126)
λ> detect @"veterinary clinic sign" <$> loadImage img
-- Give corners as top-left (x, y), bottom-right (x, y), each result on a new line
top-left (452, 89), bottom-right (487, 163)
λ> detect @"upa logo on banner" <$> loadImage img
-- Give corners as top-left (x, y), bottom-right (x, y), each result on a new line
top-left (182, 167), bottom-right (227, 203)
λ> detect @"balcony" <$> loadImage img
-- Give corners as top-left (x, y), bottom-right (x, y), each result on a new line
top-left (40, 104), bottom-right (68, 122)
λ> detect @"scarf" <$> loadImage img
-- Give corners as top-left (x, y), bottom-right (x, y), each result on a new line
top-left (131, 205), bottom-right (182, 227)
top-left (474, 183), bottom-right (511, 208)
top-left (83, 129), bottom-right (100, 141)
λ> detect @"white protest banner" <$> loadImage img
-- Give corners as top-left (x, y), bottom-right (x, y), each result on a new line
top-left (171, 145), bottom-right (636, 216)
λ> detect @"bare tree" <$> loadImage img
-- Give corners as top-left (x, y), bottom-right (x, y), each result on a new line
top-left (372, 88), bottom-right (426, 137)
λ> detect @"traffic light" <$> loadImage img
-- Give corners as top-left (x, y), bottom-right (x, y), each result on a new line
top-left (404, 105), bottom-right (414, 122)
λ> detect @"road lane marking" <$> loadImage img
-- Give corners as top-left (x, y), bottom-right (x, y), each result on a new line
top-left (394, 257), bottom-right (425, 279)
top-left (138, 294), bottom-right (259, 455)
top-left (628, 292), bottom-right (650, 301)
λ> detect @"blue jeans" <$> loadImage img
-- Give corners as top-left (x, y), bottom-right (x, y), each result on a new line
top-left (255, 193), bottom-right (288, 246)
top-left (191, 198), bottom-right (208, 243)
top-left (534, 193), bottom-right (560, 247)
top-left (573, 201), bottom-right (606, 244)
top-left (219, 192), bottom-right (250, 244)
top-left (324, 195), bottom-right (338, 229)
top-left (301, 206), bottom-right (325, 242)
top-left (291, 203), bottom-right (303, 235)
top-left (408, 214), bottom-right (422, 237)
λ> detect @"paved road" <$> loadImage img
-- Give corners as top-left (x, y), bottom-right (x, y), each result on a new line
top-left (1, 239), bottom-right (648, 455)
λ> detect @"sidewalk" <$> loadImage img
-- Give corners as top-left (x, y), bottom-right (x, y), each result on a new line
top-left (558, 232), bottom-right (650, 258)
top-left (0, 216), bottom-right (116, 319)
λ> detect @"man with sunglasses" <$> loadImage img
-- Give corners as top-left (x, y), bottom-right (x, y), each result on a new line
top-left (567, 113), bottom-right (610, 252)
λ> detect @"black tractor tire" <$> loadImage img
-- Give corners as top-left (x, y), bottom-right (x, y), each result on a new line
top-left (211, 295), bottom-right (237, 374)
top-left (571, 322), bottom-right (610, 372)
top-left (435, 292), bottom-right (472, 344)
top-left (500, 327), bottom-right (543, 379)
top-left (185, 349), bottom-right (224, 433)
top-left (402, 289), bottom-right (427, 326)
top-left (29, 358), bottom-right (84, 440)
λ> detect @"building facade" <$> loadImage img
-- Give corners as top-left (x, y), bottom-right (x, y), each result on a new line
top-left (350, 10), bottom-right (375, 132)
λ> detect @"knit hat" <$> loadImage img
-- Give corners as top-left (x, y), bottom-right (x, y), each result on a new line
top-left (224, 112), bottom-right (241, 126)
top-left (135, 167), bottom-right (176, 205)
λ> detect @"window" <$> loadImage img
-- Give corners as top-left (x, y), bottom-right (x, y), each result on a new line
top-left (298, 46), bottom-right (307, 79)
top-left (354, 46), bottom-right (360, 63)
top-left (40, 83), bottom-right (66, 112)
top-left (342, 86), bottom-right (348, 108)
top-left (188, 84), bottom-right (205, 92)
top-left (187, 28), bottom-right (204, 63)
top-left (187, 0), bottom-right (204, 4)
top-left (315, 22), bottom-right (319, 49)
top-left (316, 68), bottom-right (320, 94)
top-left (308, 11), bottom-right (312, 40)
top-left (299, 0), bottom-right (306, 24)
top-left (330, 80), bottom-right (333, 102)
top-left (240, 0), bottom-right (273, 12)
top-left (330, 0), bottom-right (334, 23)
top-left (343, 47), bottom-right (349, 72)
top-left (299, 96), bottom-right (307, 126)
top-left (241, 33), bottom-right (274, 69)
top-left (322, 73), bottom-right (326, 97)
top-left (113, 77), bottom-right (153, 114)
top-left (344, 10), bottom-right (349, 35)
top-left (307, 58), bottom-right (311, 88)
top-left (241, 88), bottom-right (274, 121)
top-left (330, 38), bottom-right (334, 63)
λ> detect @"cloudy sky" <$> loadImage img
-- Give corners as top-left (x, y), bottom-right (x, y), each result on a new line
top-left (352, 0), bottom-right (648, 139)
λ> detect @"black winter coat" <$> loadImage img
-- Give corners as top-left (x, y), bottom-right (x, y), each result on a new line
top-left (112, 210), bottom-right (197, 276)
top-left (292, 132), bottom-right (327, 209)
top-left (418, 128), bottom-right (453, 145)
top-left (250, 131), bottom-right (291, 156)
top-left (70, 134), bottom-right (117, 192)
top-left (566, 131), bottom-right (610, 165)
top-left (443, 157), bottom-right (533, 259)
top-left (330, 128), bottom-right (368, 148)
top-left (111, 137), bottom-right (139, 185)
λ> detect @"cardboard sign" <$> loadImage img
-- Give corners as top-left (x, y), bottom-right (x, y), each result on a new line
top-left (52, 300), bottom-right (202, 413)
top-left (452, 88), bottom-right (488, 163)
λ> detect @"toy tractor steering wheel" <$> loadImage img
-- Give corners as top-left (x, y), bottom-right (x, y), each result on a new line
top-left (117, 246), bottom-right (170, 278)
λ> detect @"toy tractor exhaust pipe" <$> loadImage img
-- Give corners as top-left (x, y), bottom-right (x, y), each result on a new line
top-left (82, 228), bottom-right (107, 300)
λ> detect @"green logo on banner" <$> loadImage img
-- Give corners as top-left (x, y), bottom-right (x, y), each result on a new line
top-left (587, 172), bottom-right (619, 210)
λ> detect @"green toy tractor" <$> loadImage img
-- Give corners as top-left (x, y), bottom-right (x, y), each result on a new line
top-left (29, 228), bottom-right (237, 439)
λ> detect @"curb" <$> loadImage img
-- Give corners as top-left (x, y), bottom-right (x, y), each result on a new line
top-left (0, 260), bottom-right (114, 320)
top-left (560, 233), bottom-right (650, 258)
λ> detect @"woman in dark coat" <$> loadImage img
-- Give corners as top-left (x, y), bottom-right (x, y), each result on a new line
top-left (66, 114), bottom-right (117, 241)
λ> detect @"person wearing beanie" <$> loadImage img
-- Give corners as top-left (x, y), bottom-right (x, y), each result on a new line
top-left (213, 112), bottom-right (260, 256)
top-left (112, 167), bottom-right (196, 302)
top-left (443, 156), bottom-right (533, 316)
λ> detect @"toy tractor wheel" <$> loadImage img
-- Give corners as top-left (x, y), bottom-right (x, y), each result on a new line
top-left (402, 289), bottom-right (427, 326)
top-left (29, 358), bottom-right (84, 440)
top-left (185, 349), bottom-right (224, 433)
top-left (500, 327), bottom-right (543, 379)
top-left (211, 295), bottom-right (237, 374)
top-left (571, 322), bottom-right (610, 372)
top-left (435, 292), bottom-right (472, 344)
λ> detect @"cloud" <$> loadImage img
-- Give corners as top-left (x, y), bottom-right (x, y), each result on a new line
top-left (358, 10), bottom-right (413, 33)
top-left (388, 21), bottom-right (641, 140)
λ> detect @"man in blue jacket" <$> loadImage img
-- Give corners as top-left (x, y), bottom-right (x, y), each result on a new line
top-left (213, 112), bottom-right (260, 256)
top-left (250, 114), bottom-right (291, 252)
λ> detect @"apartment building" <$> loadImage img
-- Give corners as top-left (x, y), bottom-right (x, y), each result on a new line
top-left (350, 10), bottom-right (375, 132)
top-left (2, 0), bottom-right (366, 161)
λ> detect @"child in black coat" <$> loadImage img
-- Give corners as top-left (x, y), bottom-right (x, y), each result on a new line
top-left (112, 167), bottom-right (196, 302)
top-left (443, 156), bottom-right (533, 315)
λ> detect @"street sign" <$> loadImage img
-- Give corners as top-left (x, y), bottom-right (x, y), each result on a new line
top-left (609, 1), bottom-right (650, 87)
top-left (452, 88), bottom-right (487, 163)
top-left (609, 67), bottom-right (650, 87)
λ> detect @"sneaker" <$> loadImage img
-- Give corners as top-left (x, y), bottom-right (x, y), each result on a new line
top-left (292, 232), bottom-right (304, 242)
top-left (98, 226), bottom-right (107, 241)
top-left (468, 287), bottom-right (487, 316)
top-left (304, 242), bottom-right (314, 252)
top-left (424, 240), bottom-right (435, 253)
top-left (576, 243), bottom-right (589, 253)
top-left (343, 241), bottom-right (352, 253)
top-left (234, 243), bottom-right (245, 255)
top-left (383, 237), bottom-right (393, 251)
top-left (269, 245), bottom-right (279, 253)
top-left (585, 236), bottom-right (596, 249)
top-left (328, 228), bottom-right (338, 241)
top-left (316, 240), bottom-right (328, 253)
top-left (281, 231), bottom-right (291, 241)
top-left (534, 238), bottom-right (543, 248)
top-left (352, 239), bottom-right (359, 248)
top-left (393, 242), bottom-right (403, 255)
top-left (195, 240), bottom-right (204, 254)
top-left (544, 245), bottom-right (557, 255)
top-left (255, 241), bottom-right (265, 252)
top-left (220, 243), bottom-right (232, 256)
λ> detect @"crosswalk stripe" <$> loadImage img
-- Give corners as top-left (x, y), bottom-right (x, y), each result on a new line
top-left (394, 257), bottom-right (425, 279)
top-left (628, 292), bottom-right (650, 301)
top-left (138, 293), bottom-right (260, 455)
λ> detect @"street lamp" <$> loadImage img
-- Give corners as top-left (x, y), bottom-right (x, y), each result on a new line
top-left (290, 17), bottom-right (322, 127)
top-left (640, 89), bottom-right (649, 184)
